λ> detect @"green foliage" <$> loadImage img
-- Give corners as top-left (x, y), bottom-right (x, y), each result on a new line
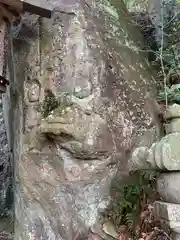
top-left (157, 17), bottom-right (180, 76)
top-left (151, 2), bottom-right (180, 102)
top-left (123, 0), bottom-right (148, 12)
top-left (108, 170), bottom-right (157, 237)
top-left (157, 84), bottom-right (180, 103)
top-left (124, 0), bottom-right (180, 103)
top-left (40, 90), bottom-right (74, 119)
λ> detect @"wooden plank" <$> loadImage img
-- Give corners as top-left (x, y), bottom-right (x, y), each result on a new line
top-left (0, 0), bottom-right (54, 18)
top-left (23, 0), bottom-right (54, 18)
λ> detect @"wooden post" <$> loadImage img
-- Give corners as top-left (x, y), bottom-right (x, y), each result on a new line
top-left (0, 0), bottom-right (54, 18)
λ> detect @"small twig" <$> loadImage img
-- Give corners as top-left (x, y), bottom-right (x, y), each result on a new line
top-left (155, 228), bottom-right (172, 240)
top-left (163, 10), bottom-right (180, 28)
top-left (38, 16), bottom-right (42, 76)
top-left (164, 67), bottom-right (175, 85)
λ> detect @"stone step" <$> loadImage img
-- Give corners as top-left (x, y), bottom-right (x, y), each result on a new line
top-left (171, 232), bottom-right (180, 240)
top-left (154, 201), bottom-right (180, 234)
top-left (157, 172), bottom-right (180, 204)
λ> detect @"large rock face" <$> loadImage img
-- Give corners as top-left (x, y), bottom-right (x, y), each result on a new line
top-left (8, 0), bottom-right (158, 239)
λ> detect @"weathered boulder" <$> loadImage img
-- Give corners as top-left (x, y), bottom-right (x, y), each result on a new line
top-left (7, 0), bottom-right (159, 239)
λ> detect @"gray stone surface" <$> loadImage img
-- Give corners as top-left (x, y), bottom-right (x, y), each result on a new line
top-left (165, 119), bottom-right (180, 133)
top-left (171, 232), bottom-right (180, 240)
top-left (130, 132), bottom-right (180, 170)
top-left (154, 201), bottom-right (180, 234)
top-left (148, 133), bottom-right (180, 170)
top-left (164, 104), bottom-right (180, 120)
top-left (11, 0), bottom-right (158, 239)
top-left (164, 220), bottom-right (180, 234)
top-left (154, 201), bottom-right (180, 223)
top-left (157, 172), bottom-right (180, 204)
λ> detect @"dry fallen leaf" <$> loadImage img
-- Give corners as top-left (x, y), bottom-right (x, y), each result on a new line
top-left (118, 233), bottom-right (128, 240)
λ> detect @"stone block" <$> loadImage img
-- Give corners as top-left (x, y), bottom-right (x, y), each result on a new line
top-left (164, 104), bottom-right (180, 120)
top-left (154, 201), bottom-right (180, 233)
top-left (157, 172), bottom-right (180, 204)
top-left (171, 232), bottom-right (180, 240)
top-left (148, 133), bottom-right (180, 170)
top-left (165, 119), bottom-right (180, 133)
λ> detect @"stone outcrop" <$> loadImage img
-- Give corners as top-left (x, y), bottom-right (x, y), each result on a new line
top-left (1, 0), bottom-right (162, 239)
top-left (3, 0), bottom-right (180, 239)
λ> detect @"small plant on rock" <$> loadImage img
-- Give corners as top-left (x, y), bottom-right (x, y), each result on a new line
top-left (107, 170), bottom-right (161, 239)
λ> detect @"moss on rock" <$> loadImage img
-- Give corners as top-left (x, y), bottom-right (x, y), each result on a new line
top-left (41, 89), bottom-right (59, 118)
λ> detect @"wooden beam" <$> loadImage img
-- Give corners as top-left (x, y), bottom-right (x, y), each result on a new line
top-left (0, 0), bottom-right (54, 18)
top-left (23, 0), bottom-right (54, 18)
